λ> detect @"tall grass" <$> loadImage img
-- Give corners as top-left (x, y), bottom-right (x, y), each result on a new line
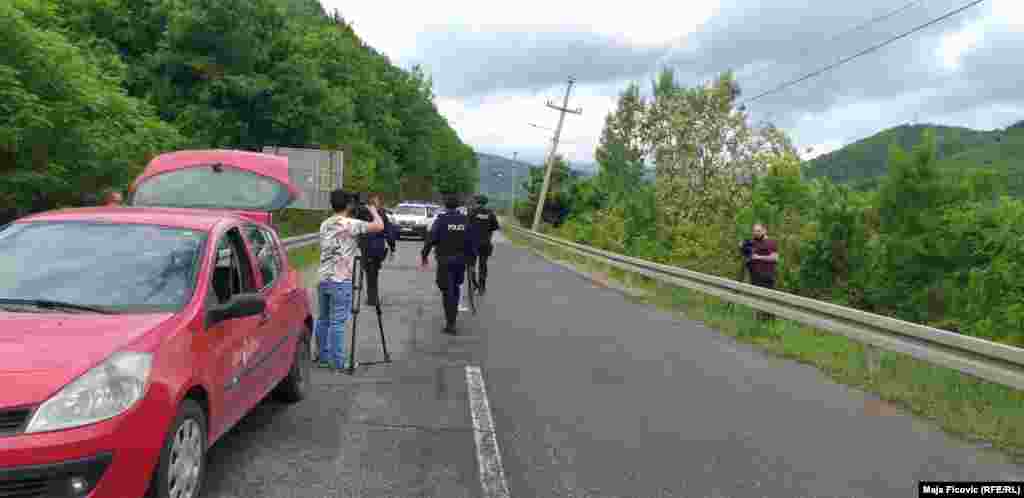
top-left (287, 244), bottom-right (320, 270)
top-left (274, 208), bottom-right (327, 239)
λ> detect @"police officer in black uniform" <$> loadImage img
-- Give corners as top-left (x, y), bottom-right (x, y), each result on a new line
top-left (467, 194), bottom-right (500, 294)
top-left (420, 193), bottom-right (478, 334)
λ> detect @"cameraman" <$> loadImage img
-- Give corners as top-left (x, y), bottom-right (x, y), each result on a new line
top-left (467, 194), bottom-right (500, 294)
top-left (356, 193), bottom-right (396, 306)
top-left (420, 193), bottom-right (478, 334)
top-left (315, 189), bottom-right (385, 371)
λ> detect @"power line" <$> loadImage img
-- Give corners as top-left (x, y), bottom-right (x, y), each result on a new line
top-left (820, 0), bottom-right (925, 46)
top-left (663, 1), bottom-right (924, 91)
top-left (739, 0), bottom-right (985, 107)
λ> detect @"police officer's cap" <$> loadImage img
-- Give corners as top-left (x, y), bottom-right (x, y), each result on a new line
top-left (442, 192), bottom-right (460, 208)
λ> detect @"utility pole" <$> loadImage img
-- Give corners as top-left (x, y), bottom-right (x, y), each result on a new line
top-left (511, 152), bottom-right (519, 215)
top-left (531, 77), bottom-right (582, 232)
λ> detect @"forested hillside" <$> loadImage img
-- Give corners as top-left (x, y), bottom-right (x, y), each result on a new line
top-left (933, 126), bottom-right (1024, 196)
top-left (1, 0), bottom-right (477, 223)
top-left (803, 122), bottom-right (1022, 193)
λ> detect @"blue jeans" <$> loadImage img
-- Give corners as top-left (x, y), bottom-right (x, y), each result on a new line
top-left (314, 279), bottom-right (353, 368)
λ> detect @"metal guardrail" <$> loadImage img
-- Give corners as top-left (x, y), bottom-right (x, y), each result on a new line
top-left (505, 223), bottom-right (1024, 391)
top-left (281, 232), bottom-right (319, 250)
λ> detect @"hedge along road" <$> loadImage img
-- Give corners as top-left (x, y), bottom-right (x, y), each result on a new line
top-left (198, 231), bottom-right (1023, 498)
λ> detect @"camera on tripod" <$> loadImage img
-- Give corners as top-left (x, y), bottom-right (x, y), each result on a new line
top-left (341, 190), bottom-right (392, 374)
top-left (347, 192), bottom-right (374, 222)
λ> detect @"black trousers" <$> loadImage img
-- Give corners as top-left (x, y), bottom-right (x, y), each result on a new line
top-left (750, 271), bottom-right (775, 320)
top-left (364, 253), bottom-right (385, 306)
top-left (435, 255), bottom-right (466, 327)
top-left (473, 243), bottom-right (493, 287)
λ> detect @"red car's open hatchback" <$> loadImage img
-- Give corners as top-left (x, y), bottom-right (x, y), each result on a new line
top-left (0, 150), bottom-right (314, 498)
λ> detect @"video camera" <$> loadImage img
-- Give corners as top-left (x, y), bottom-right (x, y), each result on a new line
top-left (347, 192), bottom-right (373, 223)
top-left (740, 239), bottom-right (754, 261)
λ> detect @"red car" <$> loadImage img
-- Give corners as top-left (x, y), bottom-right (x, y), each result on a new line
top-left (0, 150), bottom-right (314, 498)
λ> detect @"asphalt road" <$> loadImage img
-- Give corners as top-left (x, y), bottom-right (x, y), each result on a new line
top-left (201, 231), bottom-right (1024, 498)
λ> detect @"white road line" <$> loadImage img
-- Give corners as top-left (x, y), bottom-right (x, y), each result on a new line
top-left (465, 365), bottom-right (512, 498)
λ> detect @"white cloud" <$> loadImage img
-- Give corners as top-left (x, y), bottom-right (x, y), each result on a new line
top-left (318, 0), bottom-right (1022, 168)
top-left (318, 0), bottom-right (706, 164)
top-left (435, 87), bottom-right (617, 164)
top-left (319, 0), bottom-right (718, 60)
top-left (938, 13), bottom-right (988, 70)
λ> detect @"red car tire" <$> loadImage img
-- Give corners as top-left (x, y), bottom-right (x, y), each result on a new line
top-left (148, 399), bottom-right (207, 498)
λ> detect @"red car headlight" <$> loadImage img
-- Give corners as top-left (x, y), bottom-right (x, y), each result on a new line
top-left (25, 352), bottom-right (153, 434)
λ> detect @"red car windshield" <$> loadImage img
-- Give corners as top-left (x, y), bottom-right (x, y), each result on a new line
top-left (0, 222), bottom-right (207, 313)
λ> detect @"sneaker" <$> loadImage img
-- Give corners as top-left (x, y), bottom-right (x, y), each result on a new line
top-left (443, 325), bottom-right (457, 335)
top-left (459, 303), bottom-right (469, 312)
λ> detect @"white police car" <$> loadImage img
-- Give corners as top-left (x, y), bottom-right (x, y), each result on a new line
top-left (390, 202), bottom-right (440, 239)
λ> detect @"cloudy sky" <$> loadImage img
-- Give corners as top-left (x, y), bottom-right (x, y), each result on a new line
top-left (319, 0), bottom-right (1022, 166)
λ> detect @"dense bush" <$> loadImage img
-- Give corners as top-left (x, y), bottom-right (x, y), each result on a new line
top-left (546, 68), bottom-right (1024, 349)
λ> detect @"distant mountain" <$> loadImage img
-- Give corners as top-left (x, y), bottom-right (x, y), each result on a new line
top-left (933, 127), bottom-right (1024, 196)
top-left (476, 153), bottom-right (598, 206)
top-left (476, 153), bottom-right (533, 206)
top-left (802, 123), bottom-right (1024, 194)
top-left (570, 161), bottom-right (598, 176)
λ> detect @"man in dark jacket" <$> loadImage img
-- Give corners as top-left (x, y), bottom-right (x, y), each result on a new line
top-left (467, 194), bottom-right (500, 294)
top-left (361, 193), bottom-right (397, 306)
top-left (740, 222), bottom-right (778, 321)
top-left (420, 193), bottom-right (478, 334)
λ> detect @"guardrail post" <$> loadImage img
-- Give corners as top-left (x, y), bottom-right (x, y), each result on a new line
top-left (865, 345), bottom-right (882, 376)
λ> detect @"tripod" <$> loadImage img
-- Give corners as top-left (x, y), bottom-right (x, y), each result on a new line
top-left (346, 253), bottom-right (392, 374)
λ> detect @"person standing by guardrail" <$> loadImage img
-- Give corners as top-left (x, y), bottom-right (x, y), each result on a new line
top-left (742, 223), bottom-right (778, 321)
top-left (316, 189), bottom-right (385, 370)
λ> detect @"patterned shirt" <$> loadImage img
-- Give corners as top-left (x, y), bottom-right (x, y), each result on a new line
top-left (317, 215), bottom-right (369, 282)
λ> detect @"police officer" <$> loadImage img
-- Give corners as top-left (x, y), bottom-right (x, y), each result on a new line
top-left (467, 194), bottom-right (500, 294)
top-left (360, 193), bottom-right (397, 306)
top-left (420, 193), bottom-right (478, 334)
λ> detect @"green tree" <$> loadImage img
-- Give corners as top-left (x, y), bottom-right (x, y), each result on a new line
top-left (1, 0), bottom-right (182, 217)
top-left (869, 129), bottom-right (1003, 321)
top-left (935, 198), bottom-right (1024, 344)
top-left (514, 155), bottom-right (571, 227)
top-left (595, 82), bottom-right (647, 205)
top-left (4, 0), bottom-right (477, 217)
top-left (649, 70), bottom-right (794, 232)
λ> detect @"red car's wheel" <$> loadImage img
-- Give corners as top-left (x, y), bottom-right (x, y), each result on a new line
top-left (150, 399), bottom-right (207, 498)
top-left (272, 326), bottom-right (312, 403)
